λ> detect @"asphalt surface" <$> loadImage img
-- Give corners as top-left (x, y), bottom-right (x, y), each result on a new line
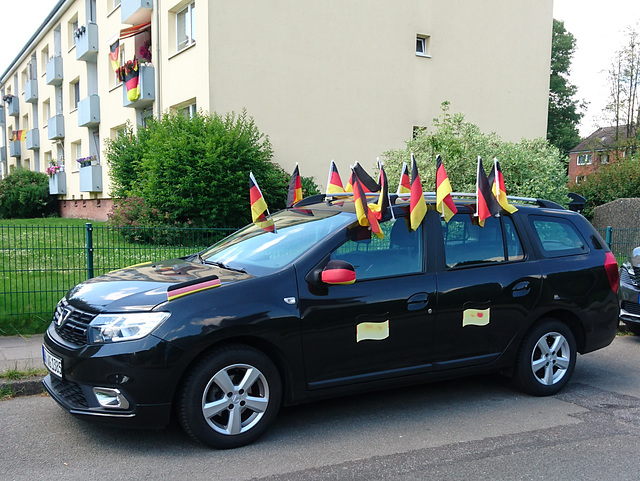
top-left (1, 334), bottom-right (640, 480)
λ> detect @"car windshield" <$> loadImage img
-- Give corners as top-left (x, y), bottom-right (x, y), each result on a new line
top-left (201, 210), bottom-right (353, 275)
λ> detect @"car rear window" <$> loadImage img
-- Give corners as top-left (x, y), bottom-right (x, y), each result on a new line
top-left (529, 215), bottom-right (588, 257)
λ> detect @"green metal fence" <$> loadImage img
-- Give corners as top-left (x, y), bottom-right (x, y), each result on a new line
top-left (597, 227), bottom-right (640, 261)
top-left (0, 223), bottom-right (236, 334)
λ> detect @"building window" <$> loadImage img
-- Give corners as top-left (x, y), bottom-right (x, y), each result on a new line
top-left (177, 2), bottom-right (196, 51)
top-left (412, 126), bottom-right (426, 139)
top-left (72, 141), bottom-right (82, 170)
top-left (43, 99), bottom-right (51, 123)
top-left (181, 102), bottom-right (197, 119)
top-left (70, 80), bottom-right (80, 110)
top-left (576, 153), bottom-right (592, 165)
top-left (416, 35), bottom-right (431, 57)
top-left (114, 0), bottom-right (121, 8)
top-left (41, 46), bottom-right (49, 72)
top-left (111, 42), bottom-right (125, 87)
top-left (600, 153), bottom-right (609, 164)
top-left (70, 16), bottom-right (79, 47)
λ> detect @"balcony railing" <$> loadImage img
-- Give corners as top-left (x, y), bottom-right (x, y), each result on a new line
top-left (7, 99), bottom-right (19, 117)
top-left (123, 65), bottom-right (155, 109)
top-left (46, 56), bottom-right (63, 86)
top-left (78, 95), bottom-right (100, 128)
top-left (9, 141), bottom-right (21, 158)
top-left (79, 164), bottom-right (103, 192)
top-left (76, 23), bottom-right (99, 61)
top-left (49, 171), bottom-right (67, 195)
top-left (48, 114), bottom-right (65, 140)
top-left (26, 129), bottom-right (40, 150)
top-left (0, 106), bottom-right (4, 124)
top-left (121, 0), bottom-right (153, 25)
top-left (25, 79), bottom-right (38, 103)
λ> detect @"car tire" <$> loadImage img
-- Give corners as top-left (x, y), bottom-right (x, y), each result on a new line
top-left (513, 319), bottom-right (576, 396)
top-left (625, 322), bottom-right (640, 336)
top-left (178, 344), bottom-right (282, 449)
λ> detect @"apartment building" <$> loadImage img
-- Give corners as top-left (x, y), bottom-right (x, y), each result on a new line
top-left (0, 0), bottom-right (553, 220)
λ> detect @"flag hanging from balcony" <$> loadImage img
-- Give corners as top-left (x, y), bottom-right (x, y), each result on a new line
top-left (250, 172), bottom-right (276, 233)
top-left (110, 40), bottom-right (120, 72)
top-left (476, 156), bottom-right (502, 227)
top-left (435, 155), bottom-right (457, 222)
top-left (11, 130), bottom-right (26, 141)
top-left (397, 162), bottom-right (411, 194)
top-left (409, 155), bottom-right (427, 231)
top-left (326, 161), bottom-right (346, 195)
top-left (123, 60), bottom-right (140, 102)
top-left (287, 164), bottom-right (303, 207)
top-left (489, 158), bottom-right (518, 214)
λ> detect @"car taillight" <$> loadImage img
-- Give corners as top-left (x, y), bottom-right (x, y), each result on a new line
top-left (604, 252), bottom-right (619, 294)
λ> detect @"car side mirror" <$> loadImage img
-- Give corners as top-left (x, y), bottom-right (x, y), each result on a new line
top-left (321, 260), bottom-right (356, 285)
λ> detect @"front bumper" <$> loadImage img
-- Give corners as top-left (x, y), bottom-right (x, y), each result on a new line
top-left (619, 277), bottom-right (640, 326)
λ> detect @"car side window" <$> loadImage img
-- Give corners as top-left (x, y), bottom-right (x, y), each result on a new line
top-left (529, 215), bottom-right (588, 257)
top-left (503, 216), bottom-right (525, 261)
top-left (330, 218), bottom-right (423, 280)
top-left (441, 214), bottom-right (506, 267)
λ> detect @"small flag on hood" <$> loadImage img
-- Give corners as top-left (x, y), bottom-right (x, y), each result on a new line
top-left (409, 155), bottom-right (427, 231)
top-left (287, 163), bottom-right (303, 207)
top-left (167, 275), bottom-right (221, 301)
top-left (326, 160), bottom-right (346, 195)
top-left (250, 172), bottom-right (276, 233)
top-left (476, 156), bottom-right (501, 227)
top-left (397, 162), bottom-right (411, 194)
top-left (436, 155), bottom-right (457, 222)
top-left (489, 158), bottom-right (518, 214)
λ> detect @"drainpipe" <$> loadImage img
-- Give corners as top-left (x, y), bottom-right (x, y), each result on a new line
top-left (154, 0), bottom-right (162, 117)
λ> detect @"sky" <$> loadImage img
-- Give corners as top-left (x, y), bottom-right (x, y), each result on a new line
top-left (1, 1), bottom-right (640, 138)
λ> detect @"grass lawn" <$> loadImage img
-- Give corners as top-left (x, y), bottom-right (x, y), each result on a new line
top-left (0, 218), bottom-right (234, 336)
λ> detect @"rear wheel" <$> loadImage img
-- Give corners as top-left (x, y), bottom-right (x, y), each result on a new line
top-left (513, 319), bottom-right (576, 396)
top-left (178, 345), bottom-right (282, 449)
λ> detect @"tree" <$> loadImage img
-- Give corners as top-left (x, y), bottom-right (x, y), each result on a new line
top-left (383, 103), bottom-right (569, 206)
top-left (604, 25), bottom-right (640, 151)
top-left (0, 169), bottom-right (55, 219)
top-left (106, 110), bottom-right (319, 229)
top-left (547, 19), bottom-right (584, 157)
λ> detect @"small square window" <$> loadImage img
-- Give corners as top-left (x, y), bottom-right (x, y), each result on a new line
top-left (576, 153), bottom-right (592, 166)
top-left (416, 35), bottom-right (431, 57)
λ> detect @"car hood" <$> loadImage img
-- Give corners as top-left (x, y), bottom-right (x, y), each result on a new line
top-left (66, 258), bottom-right (253, 312)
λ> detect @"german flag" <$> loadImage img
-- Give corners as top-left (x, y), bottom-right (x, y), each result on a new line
top-left (249, 172), bottom-right (276, 232)
top-left (476, 157), bottom-right (501, 227)
top-left (436, 155), bottom-right (457, 222)
top-left (409, 155), bottom-right (427, 231)
top-left (397, 162), bottom-right (411, 194)
top-left (345, 169), bottom-right (355, 193)
top-left (124, 60), bottom-right (140, 102)
top-left (167, 275), bottom-right (221, 302)
top-left (110, 40), bottom-right (120, 72)
top-left (352, 168), bottom-right (383, 239)
top-left (326, 160), bottom-right (345, 194)
top-left (489, 158), bottom-right (518, 214)
top-left (369, 163), bottom-right (389, 221)
top-left (287, 164), bottom-right (303, 207)
top-left (321, 260), bottom-right (356, 285)
top-left (353, 163), bottom-right (380, 192)
top-left (11, 130), bottom-right (26, 141)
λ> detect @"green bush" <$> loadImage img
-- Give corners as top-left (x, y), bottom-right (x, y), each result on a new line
top-left (106, 110), bottom-right (319, 230)
top-left (571, 155), bottom-right (640, 219)
top-left (382, 102), bottom-right (569, 206)
top-left (0, 169), bottom-right (55, 219)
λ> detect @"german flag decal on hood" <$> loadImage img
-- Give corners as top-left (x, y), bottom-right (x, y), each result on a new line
top-left (167, 274), bottom-right (221, 301)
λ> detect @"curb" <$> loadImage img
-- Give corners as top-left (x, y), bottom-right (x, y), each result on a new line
top-left (0, 376), bottom-right (46, 398)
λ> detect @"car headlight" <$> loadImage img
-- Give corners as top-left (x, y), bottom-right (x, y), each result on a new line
top-left (88, 312), bottom-right (170, 344)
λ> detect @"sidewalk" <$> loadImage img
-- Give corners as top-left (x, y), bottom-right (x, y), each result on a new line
top-left (0, 334), bottom-right (46, 397)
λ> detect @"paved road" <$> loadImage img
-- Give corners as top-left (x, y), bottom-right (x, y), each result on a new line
top-left (2, 336), bottom-right (640, 480)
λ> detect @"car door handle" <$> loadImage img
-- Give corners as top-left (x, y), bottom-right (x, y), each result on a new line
top-left (407, 293), bottom-right (429, 311)
top-left (512, 281), bottom-right (531, 298)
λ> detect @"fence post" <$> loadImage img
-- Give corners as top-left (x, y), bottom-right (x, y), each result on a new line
top-left (605, 226), bottom-right (612, 249)
top-left (86, 222), bottom-right (94, 279)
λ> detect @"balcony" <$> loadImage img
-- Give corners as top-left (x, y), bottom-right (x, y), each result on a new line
top-left (0, 148), bottom-right (5, 162)
top-left (49, 171), bottom-right (67, 195)
top-left (7, 99), bottom-right (19, 117)
top-left (0, 106), bottom-right (4, 124)
top-left (121, 0), bottom-right (153, 25)
top-left (48, 114), bottom-right (65, 140)
top-left (75, 23), bottom-right (99, 61)
top-left (78, 95), bottom-right (100, 127)
top-left (25, 79), bottom-right (38, 103)
top-left (79, 164), bottom-right (103, 192)
top-left (10, 140), bottom-right (21, 157)
top-left (26, 129), bottom-right (40, 150)
top-left (123, 65), bottom-right (155, 109)
top-left (46, 56), bottom-right (63, 86)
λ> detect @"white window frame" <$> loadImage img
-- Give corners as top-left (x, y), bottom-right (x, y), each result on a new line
top-left (181, 102), bottom-right (197, 119)
top-left (176, 2), bottom-right (196, 51)
top-left (576, 153), bottom-right (592, 165)
top-left (71, 80), bottom-right (80, 110)
top-left (416, 34), bottom-right (431, 57)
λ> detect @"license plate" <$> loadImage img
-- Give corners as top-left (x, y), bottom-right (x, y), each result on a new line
top-left (42, 345), bottom-right (62, 379)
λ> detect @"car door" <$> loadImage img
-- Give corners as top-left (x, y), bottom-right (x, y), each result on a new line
top-left (297, 216), bottom-right (437, 390)
top-left (432, 211), bottom-right (542, 367)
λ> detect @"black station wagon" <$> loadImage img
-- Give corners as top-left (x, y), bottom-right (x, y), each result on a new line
top-left (42, 193), bottom-right (620, 448)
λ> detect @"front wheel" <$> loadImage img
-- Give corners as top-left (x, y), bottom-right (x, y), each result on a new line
top-left (178, 345), bottom-right (282, 449)
top-left (513, 319), bottom-right (576, 396)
